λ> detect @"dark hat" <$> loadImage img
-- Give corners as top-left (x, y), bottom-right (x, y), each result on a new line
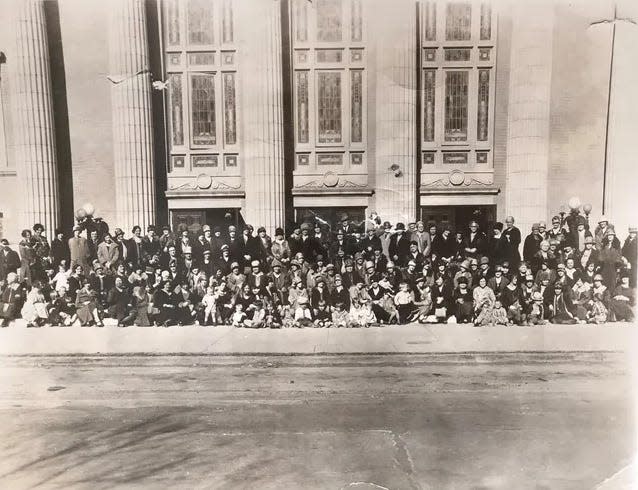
top-left (213, 226), bottom-right (221, 233)
top-left (275, 227), bottom-right (284, 236)
top-left (162, 225), bottom-right (171, 231)
top-left (494, 222), bottom-right (503, 232)
top-left (383, 221), bottom-right (392, 229)
top-left (410, 240), bottom-right (418, 246)
top-left (55, 228), bottom-right (64, 235)
top-left (257, 226), bottom-right (266, 233)
top-left (458, 276), bottom-right (468, 285)
top-left (396, 223), bottom-right (405, 231)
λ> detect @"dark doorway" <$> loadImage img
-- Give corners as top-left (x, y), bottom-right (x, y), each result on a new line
top-left (295, 207), bottom-right (366, 233)
top-left (420, 205), bottom-right (496, 234)
top-left (171, 208), bottom-right (242, 234)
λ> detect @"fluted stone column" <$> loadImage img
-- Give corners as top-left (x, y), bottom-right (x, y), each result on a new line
top-left (373, 0), bottom-right (417, 225)
top-left (238, 0), bottom-right (285, 236)
top-left (603, 0), bottom-right (638, 233)
top-left (505, 3), bottom-right (554, 236)
top-left (108, 0), bottom-right (156, 232)
top-left (12, 0), bottom-right (60, 237)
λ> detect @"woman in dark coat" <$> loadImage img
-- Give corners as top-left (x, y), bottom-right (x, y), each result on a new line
top-left (598, 232), bottom-right (624, 290)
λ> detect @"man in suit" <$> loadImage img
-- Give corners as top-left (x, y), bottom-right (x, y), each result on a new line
top-left (0, 272), bottom-right (25, 327)
top-left (141, 226), bottom-right (161, 264)
top-left (412, 221), bottom-right (432, 258)
top-left (97, 233), bottom-right (120, 271)
top-left (0, 240), bottom-right (21, 282)
top-left (69, 225), bottom-right (91, 274)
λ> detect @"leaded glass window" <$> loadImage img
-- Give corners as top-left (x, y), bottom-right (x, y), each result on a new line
top-left (423, 2), bottom-right (436, 41)
top-left (351, 70), bottom-right (363, 143)
top-left (317, 0), bottom-right (342, 42)
top-left (317, 72), bottom-right (342, 143)
top-left (423, 69), bottom-right (435, 142)
top-left (296, 71), bottom-right (309, 143)
top-left (295, 0), bottom-right (308, 42)
top-left (445, 3), bottom-right (471, 41)
top-left (351, 0), bottom-right (362, 42)
top-left (444, 71), bottom-right (468, 142)
top-left (190, 74), bottom-right (216, 146)
top-left (187, 0), bottom-right (214, 45)
top-left (168, 74), bottom-right (184, 147)
top-left (222, 0), bottom-right (234, 43)
top-left (480, 4), bottom-right (492, 40)
top-left (166, 0), bottom-right (181, 46)
top-left (477, 69), bottom-right (490, 141)
top-left (223, 73), bottom-right (236, 145)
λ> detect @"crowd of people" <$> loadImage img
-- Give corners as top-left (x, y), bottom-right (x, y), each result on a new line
top-left (0, 205), bottom-right (635, 328)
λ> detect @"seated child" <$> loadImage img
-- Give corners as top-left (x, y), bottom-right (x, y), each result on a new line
top-left (231, 303), bottom-right (247, 327)
top-left (349, 298), bottom-right (376, 328)
top-left (332, 302), bottom-right (349, 328)
top-left (490, 300), bottom-right (508, 326)
top-left (526, 292), bottom-right (547, 325)
top-left (587, 292), bottom-right (608, 324)
top-left (313, 300), bottom-right (332, 327)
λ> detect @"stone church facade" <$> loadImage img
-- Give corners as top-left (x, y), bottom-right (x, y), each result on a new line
top-left (0, 0), bottom-right (635, 240)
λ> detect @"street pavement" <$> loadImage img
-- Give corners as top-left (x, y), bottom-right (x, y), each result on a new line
top-left (0, 321), bottom-right (636, 355)
top-left (0, 351), bottom-right (636, 489)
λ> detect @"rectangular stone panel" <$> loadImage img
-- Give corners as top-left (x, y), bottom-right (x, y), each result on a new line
top-left (317, 153), bottom-right (343, 165)
top-left (192, 155), bottom-right (218, 167)
top-left (442, 152), bottom-right (469, 164)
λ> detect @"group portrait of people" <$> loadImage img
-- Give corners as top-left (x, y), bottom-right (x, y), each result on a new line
top-left (0, 202), bottom-right (635, 329)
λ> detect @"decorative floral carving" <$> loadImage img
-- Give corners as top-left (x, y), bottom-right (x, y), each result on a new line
top-left (169, 175), bottom-right (241, 191)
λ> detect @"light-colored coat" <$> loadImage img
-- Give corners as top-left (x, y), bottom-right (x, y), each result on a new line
top-left (97, 241), bottom-right (120, 269)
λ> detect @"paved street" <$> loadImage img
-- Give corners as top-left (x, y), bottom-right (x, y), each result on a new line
top-left (0, 352), bottom-right (635, 489)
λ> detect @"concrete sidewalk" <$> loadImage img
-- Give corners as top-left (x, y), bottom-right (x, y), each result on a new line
top-left (0, 321), bottom-right (635, 355)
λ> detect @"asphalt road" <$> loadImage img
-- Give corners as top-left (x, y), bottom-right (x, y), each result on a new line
top-left (0, 353), bottom-right (634, 489)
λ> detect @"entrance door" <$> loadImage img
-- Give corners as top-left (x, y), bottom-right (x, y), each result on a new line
top-left (420, 205), bottom-right (496, 234)
top-left (171, 209), bottom-right (242, 234)
top-left (295, 207), bottom-right (366, 232)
